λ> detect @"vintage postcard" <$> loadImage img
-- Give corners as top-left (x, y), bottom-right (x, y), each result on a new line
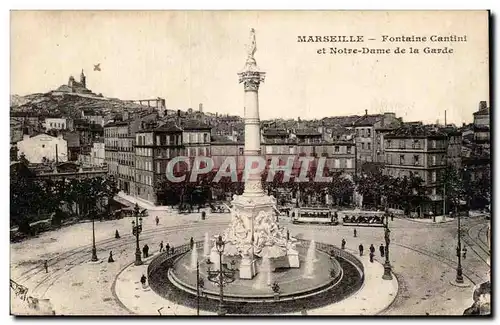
top-left (9, 10), bottom-right (491, 316)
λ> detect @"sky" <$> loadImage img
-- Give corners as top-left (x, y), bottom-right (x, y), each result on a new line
top-left (10, 10), bottom-right (489, 124)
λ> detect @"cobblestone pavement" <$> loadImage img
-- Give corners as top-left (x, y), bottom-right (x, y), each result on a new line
top-left (10, 210), bottom-right (490, 316)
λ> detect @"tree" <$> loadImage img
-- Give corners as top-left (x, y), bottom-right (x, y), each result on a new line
top-left (394, 174), bottom-right (426, 216)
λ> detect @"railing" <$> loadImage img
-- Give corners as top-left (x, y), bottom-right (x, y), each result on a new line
top-left (148, 241), bottom-right (203, 282)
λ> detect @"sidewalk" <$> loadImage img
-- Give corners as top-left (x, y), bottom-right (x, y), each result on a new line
top-left (113, 250), bottom-right (398, 316)
top-left (406, 216), bottom-right (455, 224)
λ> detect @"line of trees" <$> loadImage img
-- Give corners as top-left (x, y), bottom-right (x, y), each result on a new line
top-left (10, 163), bottom-right (119, 235)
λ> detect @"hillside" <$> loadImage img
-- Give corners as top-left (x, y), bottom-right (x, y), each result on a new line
top-left (10, 92), bottom-right (148, 119)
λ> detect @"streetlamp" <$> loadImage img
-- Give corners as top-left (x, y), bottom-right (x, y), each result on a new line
top-left (207, 235), bottom-right (236, 316)
top-left (91, 209), bottom-right (98, 262)
top-left (132, 203), bottom-right (143, 266)
top-left (382, 213), bottom-right (393, 280)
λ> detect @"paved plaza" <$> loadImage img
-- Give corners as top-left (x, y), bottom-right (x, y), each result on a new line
top-left (10, 209), bottom-right (490, 316)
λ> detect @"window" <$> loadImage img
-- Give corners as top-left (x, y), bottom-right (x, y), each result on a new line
top-left (334, 159), bottom-right (340, 168)
top-left (432, 188), bottom-right (437, 195)
top-left (387, 140), bottom-right (391, 148)
top-left (367, 143), bottom-right (371, 150)
top-left (414, 140), bottom-right (420, 149)
top-left (156, 135), bottom-right (160, 145)
top-left (400, 154), bottom-right (405, 165)
top-left (367, 128), bottom-right (371, 137)
top-left (361, 143), bottom-right (365, 150)
top-left (239, 148), bottom-right (244, 155)
top-left (334, 146), bottom-right (339, 153)
top-left (399, 140), bottom-right (405, 149)
top-left (387, 154), bottom-right (392, 164)
top-left (346, 159), bottom-right (353, 168)
top-left (347, 146), bottom-right (352, 154)
top-left (204, 133), bottom-right (208, 143)
top-left (432, 156), bottom-right (436, 166)
top-left (432, 140), bottom-right (436, 148)
top-left (413, 155), bottom-right (419, 165)
top-left (432, 171), bottom-right (437, 182)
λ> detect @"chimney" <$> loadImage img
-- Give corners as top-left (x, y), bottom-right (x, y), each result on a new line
top-left (176, 109), bottom-right (181, 126)
top-left (479, 101), bottom-right (487, 110)
top-left (365, 109), bottom-right (368, 116)
top-left (199, 103), bottom-right (203, 112)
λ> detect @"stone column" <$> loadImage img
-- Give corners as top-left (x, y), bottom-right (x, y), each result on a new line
top-left (238, 71), bottom-right (265, 196)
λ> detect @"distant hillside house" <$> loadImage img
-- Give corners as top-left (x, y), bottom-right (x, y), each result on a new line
top-left (17, 133), bottom-right (68, 163)
top-left (53, 70), bottom-right (94, 95)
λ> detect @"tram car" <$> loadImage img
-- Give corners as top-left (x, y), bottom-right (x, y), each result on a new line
top-left (292, 207), bottom-right (339, 225)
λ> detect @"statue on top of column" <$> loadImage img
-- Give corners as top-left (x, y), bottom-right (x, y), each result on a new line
top-left (244, 28), bottom-right (259, 71)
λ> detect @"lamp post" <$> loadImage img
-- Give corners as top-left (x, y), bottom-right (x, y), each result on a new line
top-left (382, 212), bottom-right (393, 280)
top-left (207, 235), bottom-right (236, 316)
top-left (91, 210), bottom-right (98, 262)
top-left (132, 203), bottom-right (143, 266)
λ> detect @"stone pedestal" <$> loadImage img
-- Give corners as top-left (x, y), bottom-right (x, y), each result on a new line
top-left (239, 254), bottom-right (257, 279)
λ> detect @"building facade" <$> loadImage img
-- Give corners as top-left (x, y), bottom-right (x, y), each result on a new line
top-left (17, 133), bottom-right (68, 163)
top-left (383, 126), bottom-right (449, 215)
top-left (473, 101), bottom-right (490, 148)
top-left (104, 112), bottom-right (159, 196)
top-left (134, 122), bottom-right (184, 204)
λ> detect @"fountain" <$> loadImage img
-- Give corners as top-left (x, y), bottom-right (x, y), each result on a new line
top-left (148, 29), bottom-right (365, 311)
top-left (303, 240), bottom-right (317, 278)
top-left (203, 232), bottom-right (210, 260)
top-left (190, 244), bottom-right (199, 270)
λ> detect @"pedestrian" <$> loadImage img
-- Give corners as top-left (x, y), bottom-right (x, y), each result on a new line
top-left (354, 228), bottom-right (357, 238)
top-left (391, 213), bottom-right (394, 222)
top-left (463, 246), bottom-right (467, 259)
top-left (190, 237), bottom-right (194, 249)
top-left (43, 260), bottom-right (48, 273)
top-left (142, 245), bottom-right (147, 258)
top-left (379, 244), bottom-right (385, 257)
top-left (369, 251), bottom-right (374, 263)
top-left (166, 243), bottom-right (170, 254)
top-left (108, 251), bottom-right (114, 263)
top-left (369, 244), bottom-right (375, 255)
top-left (140, 274), bottom-right (147, 288)
top-left (171, 246), bottom-right (175, 254)
top-left (155, 216), bottom-right (159, 226)
top-left (358, 244), bottom-right (364, 256)
top-left (145, 244), bottom-right (149, 258)
top-left (456, 246), bottom-right (461, 258)
top-left (341, 238), bottom-right (346, 250)
top-left (115, 230), bottom-right (120, 239)
top-left (160, 241), bottom-right (164, 252)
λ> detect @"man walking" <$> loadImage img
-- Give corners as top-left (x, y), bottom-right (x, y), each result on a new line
top-left (354, 228), bottom-right (357, 238)
top-left (190, 237), bottom-right (195, 249)
top-left (463, 246), bottom-right (468, 259)
top-left (43, 260), bottom-right (48, 273)
top-left (166, 243), bottom-right (170, 255)
top-left (369, 244), bottom-right (375, 262)
top-left (379, 244), bottom-right (385, 257)
top-left (160, 241), bottom-right (164, 252)
top-left (155, 216), bottom-right (160, 226)
top-left (341, 238), bottom-right (346, 250)
top-left (358, 244), bottom-right (364, 256)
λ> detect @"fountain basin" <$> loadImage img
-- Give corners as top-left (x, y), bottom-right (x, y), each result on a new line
top-left (165, 246), bottom-right (343, 303)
